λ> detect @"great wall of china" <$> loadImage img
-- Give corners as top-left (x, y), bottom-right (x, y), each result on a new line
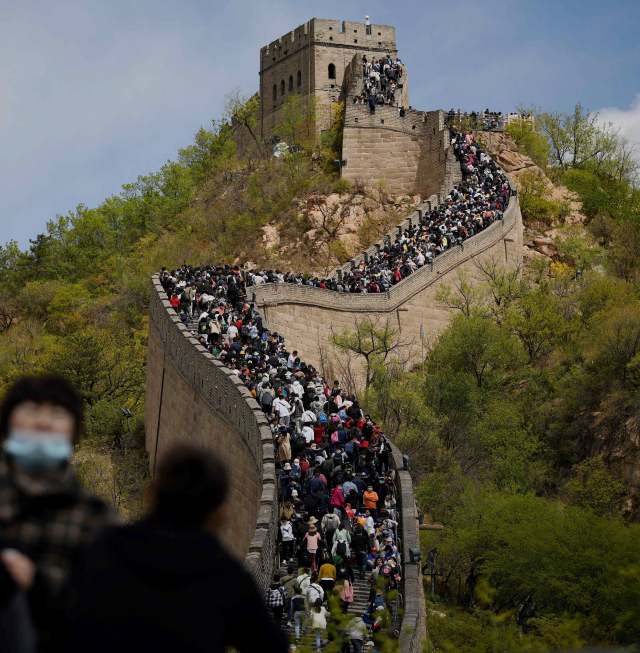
top-left (145, 16), bottom-right (523, 651)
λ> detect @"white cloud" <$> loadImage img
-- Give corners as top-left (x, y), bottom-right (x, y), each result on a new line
top-left (598, 93), bottom-right (640, 147)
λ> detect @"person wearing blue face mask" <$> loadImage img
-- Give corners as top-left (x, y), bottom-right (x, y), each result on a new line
top-left (0, 375), bottom-right (116, 652)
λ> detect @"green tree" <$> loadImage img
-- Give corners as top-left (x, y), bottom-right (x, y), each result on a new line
top-left (506, 289), bottom-right (567, 364)
top-left (428, 312), bottom-right (521, 389)
top-left (224, 88), bottom-right (262, 149)
top-left (565, 455), bottom-right (626, 514)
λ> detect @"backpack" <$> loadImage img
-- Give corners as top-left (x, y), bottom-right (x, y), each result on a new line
top-left (336, 540), bottom-right (347, 556)
top-left (240, 325), bottom-right (249, 338)
top-left (261, 391), bottom-right (273, 407)
top-left (325, 514), bottom-right (339, 533)
top-left (331, 432), bottom-right (339, 444)
top-left (318, 413), bottom-right (327, 425)
top-left (299, 456), bottom-right (309, 474)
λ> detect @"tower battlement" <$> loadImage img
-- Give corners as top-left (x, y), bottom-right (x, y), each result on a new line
top-left (259, 17), bottom-right (400, 138)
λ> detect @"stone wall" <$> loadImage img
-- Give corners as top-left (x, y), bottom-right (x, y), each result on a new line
top-left (145, 275), bottom-right (278, 594)
top-left (251, 191), bottom-right (523, 373)
top-left (388, 443), bottom-right (425, 651)
top-left (146, 272), bottom-right (427, 648)
top-left (341, 53), bottom-right (449, 197)
top-left (259, 18), bottom-right (399, 139)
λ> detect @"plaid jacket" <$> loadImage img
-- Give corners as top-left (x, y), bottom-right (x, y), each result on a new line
top-left (0, 460), bottom-right (117, 650)
top-left (265, 583), bottom-right (288, 607)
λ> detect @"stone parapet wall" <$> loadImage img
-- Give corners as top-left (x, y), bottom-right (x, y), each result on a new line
top-left (250, 192), bottom-right (522, 368)
top-left (146, 275), bottom-right (278, 595)
top-left (388, 443), bottom-right (424, 651)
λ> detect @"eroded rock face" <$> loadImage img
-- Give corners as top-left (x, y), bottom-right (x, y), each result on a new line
top-left (496, 149), bottom-right (535, 174)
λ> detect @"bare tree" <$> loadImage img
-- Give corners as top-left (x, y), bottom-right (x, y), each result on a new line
top-left (224, 88), bottom-right (261, 150)
top-left (329, 314), bottom-right (412, 389)
top-left (435, 269), bottom-right (485, 317)
top-left (313, 194), bottom-right (354, 275)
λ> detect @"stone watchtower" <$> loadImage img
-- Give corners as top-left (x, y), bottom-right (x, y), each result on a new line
top-left (259, 17), bottom-right (407, 140)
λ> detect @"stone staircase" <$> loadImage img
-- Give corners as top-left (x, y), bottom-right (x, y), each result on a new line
top-left (275, 562), bottom-right (375, 648)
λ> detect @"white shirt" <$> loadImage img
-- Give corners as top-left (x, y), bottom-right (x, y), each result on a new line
top-left (364, 516), bottom-right (375, 535)
top-left (273, 398), bottom-right (291, 417)
top-left (297, 573), bottom-right (311, 592)
top-left (302, 410), bottom-right (317, 424)
top-left (302, 426), bottom-right (314, 444)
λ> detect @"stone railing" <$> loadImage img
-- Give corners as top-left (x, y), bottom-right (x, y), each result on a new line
top-left (148, 275), bottom-right (278, 595)
top-left (388, 443), bottom-right (424, 650)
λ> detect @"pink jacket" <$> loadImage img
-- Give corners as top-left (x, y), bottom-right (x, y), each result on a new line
top-left (331, 488), bottom-right (345, 507)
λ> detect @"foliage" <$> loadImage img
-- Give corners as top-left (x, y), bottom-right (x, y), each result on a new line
top-left (419, 485), bottom-right (640, 646)
top-left (528, 102), bottom-right (639, 184)
top-left (73, 436), bottom-right (150, 523)
top-left (565, 455), bottom-right (627, 515)
top-left (516, 168), bottom-right (569, 226)
top-left (428, 311), bottom-right (521, 389)
top-left (330, 316), bottom-right (411, 389)
top-left (506, 115), bottom-right (549, 169)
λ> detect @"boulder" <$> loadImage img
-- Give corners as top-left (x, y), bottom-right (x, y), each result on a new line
top-left (533, 236), bottom-right (555, 247)
top-left (537, 245), bottom-right (559, 258)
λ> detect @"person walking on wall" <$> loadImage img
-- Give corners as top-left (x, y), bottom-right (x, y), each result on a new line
top-left (309, 598), bottom-right (329, 653)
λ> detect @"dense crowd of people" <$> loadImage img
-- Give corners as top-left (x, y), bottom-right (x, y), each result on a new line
top-left (162, 129), bottom-right (510, 300)
top-left (352, 54), bottom-right (404, 112)
top-left (161, 264), bottom-right (402, 651)
top-left (446, 108), bottom-right (534, 132)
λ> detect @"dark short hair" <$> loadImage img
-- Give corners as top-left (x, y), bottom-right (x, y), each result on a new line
top-left (152, 446), bottom-right (229, 525)
top-left (0, 374), bottom-right (84, 442)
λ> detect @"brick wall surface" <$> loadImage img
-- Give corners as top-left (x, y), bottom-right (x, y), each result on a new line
top-left (341, 52), bottom-right (447, 196)
top-left (145, 276), bottom-right (278, 594)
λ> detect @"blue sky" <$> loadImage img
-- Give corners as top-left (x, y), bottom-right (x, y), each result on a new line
top-left (1, 0), bottom-right (639, 248)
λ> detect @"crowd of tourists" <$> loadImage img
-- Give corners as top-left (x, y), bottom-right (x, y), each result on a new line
top-left (446, 108), bottom-right (534, 132)
top-left (352, 54), bottom-right (404, 112)
top-left (163, 129), bottom-right (510, 299)
top-left (246, 128), bottom-right (511, 294)
top-left (161, 263), bottom-right (402, 651)
top-left (447, 108), bottom-right (507, 130)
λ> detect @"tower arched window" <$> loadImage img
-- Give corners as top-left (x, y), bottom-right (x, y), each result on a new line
top-left (272, 85), bottom-right (277, 100)
top-left (281, 80), bottom-right (285, 96)
top-left (328, 63), bottom-right (336, 79)
top-left (297, 70), bottom-right (302, 87)
top-left (289, 75), bottom-right (293, 92)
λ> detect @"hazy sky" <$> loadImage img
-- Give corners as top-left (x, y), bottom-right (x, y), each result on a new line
top-left (2, 0), bottom-right (639, 248)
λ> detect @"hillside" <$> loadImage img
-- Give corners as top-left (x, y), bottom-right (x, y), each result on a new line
top-left (2, 97), bottom-right (640, 647)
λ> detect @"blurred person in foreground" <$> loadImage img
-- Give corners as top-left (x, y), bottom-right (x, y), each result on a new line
top-left (68, 445), bottom-right (289, 653)
top-left (0, 375), bottom-right (116, 652)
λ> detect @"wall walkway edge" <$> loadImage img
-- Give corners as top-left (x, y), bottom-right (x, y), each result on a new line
top-left (146, 274), bottom-right (278, 595)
